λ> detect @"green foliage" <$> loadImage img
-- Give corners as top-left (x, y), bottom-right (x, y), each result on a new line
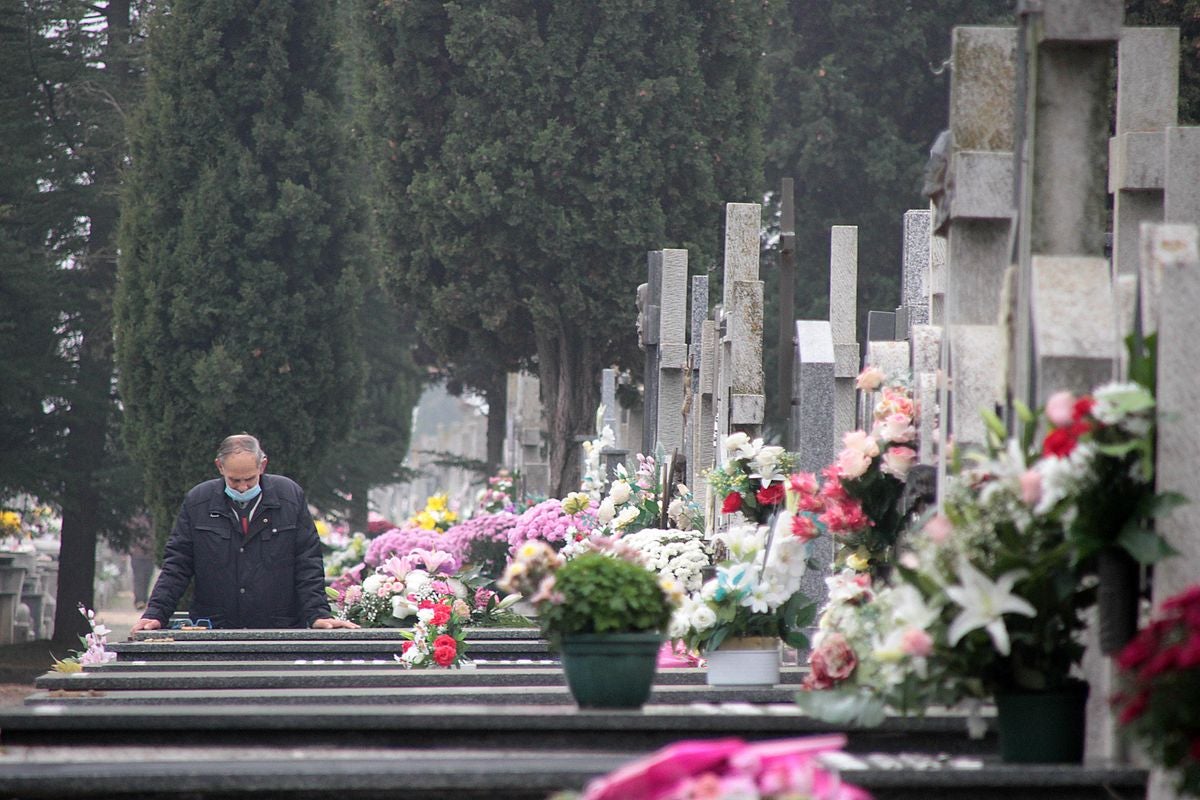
top-left (352, 0), bottom-right (772, 494)
top-left (116, 0), bottom-right (366, 546)
top-left (539, 552), bottom-right (674, 643)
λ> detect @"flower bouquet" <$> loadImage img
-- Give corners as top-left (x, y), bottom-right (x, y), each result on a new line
top-left (407, 492), bottom-right (459, 532)
top-left (820, 369), bottom-right (920, 574)
top-left (670, 517), bottom-right (818, 658)
top-left (476, 468), bottom-right (519, 514)
top-left (707, 433), bottom-right (801, 525)
top-left (52, 606), bottom-right (117, 672)
top-left (1113, 583), bottom-right (1200, 797)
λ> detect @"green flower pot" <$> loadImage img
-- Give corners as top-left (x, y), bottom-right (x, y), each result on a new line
top-left (559, 631), bottom-right (663, 709)
top-left (995, 680), bottom-right (1089, 763)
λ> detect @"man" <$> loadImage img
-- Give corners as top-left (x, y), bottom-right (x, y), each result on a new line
top-left (131, 434), bottom-right (357, 633)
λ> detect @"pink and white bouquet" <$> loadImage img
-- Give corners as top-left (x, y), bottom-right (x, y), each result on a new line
top-left (52, 605), bottom-right (116, 672)
top-left (476, 468), bottom-right (519, 514)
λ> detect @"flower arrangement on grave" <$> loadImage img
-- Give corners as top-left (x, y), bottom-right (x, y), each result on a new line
top-left (499, 538), bottom-right (679, 647)
top-left (440, 511), bottom-right (520, 580)
top-left (818, 369), bottom-right (919, 575)
top-left (331, 548), bottom-right (519, 629)
top-left (550, 734), bottom-right (870, 800)
top-left (393, 590), bottom-right (469, 670)
top-left (615, 526), bottom-right (712, 593)
top-left (1113, 583), bottom-right (1200, 798)
top-left (52, 606), bottom-right (117, 673)
top-left (407, 492), bottom-right (459, 532)
top-left (882, 431), bottom-right (1094, 712)
top-left (579, 405), bottom-right (617, 501)
top-left (506, 497), bottom-right (600, 552)
top-left (670, 517), bottom-right (817, 655)
top-left (476, 468), bottom-right (519, 514)
top-left (364, 525), bottom-right (461, 568)
top-left (706, 433), bottom-right (802, 525)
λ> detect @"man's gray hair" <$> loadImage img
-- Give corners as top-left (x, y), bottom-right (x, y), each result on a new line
top-left (216, 434), bottom-right (266, 464)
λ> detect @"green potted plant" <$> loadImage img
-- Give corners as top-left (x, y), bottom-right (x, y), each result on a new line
top-left (500, 539), bottom-right (678, 708)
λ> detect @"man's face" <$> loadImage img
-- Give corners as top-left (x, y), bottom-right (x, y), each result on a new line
top-left (217, 451), bottom-right (266, 493)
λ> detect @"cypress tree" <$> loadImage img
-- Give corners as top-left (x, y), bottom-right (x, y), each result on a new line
top-left (116, 0), bottom-right (365, 549)
top-left (356, 0), bottom-right (771, 495)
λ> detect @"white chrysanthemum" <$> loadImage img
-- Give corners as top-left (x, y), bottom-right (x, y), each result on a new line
top-left (361, 573), bottom-right (384, 596)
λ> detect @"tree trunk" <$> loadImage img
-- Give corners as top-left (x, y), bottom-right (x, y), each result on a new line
top-left (484, 376), bottom-right (507, 473)
top-left (52, 0), bottom-right (130, 647)
top-left (534, 315), bottom-right (599, 499)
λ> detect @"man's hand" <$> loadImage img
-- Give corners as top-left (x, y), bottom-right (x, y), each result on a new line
top-left (130, 617), bottom-right (162, 636)
top-left (312, 618), bottom-right (359, 629)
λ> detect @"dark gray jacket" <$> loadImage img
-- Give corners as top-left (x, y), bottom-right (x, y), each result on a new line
top-left (144, 474), bottom-right (331, 628)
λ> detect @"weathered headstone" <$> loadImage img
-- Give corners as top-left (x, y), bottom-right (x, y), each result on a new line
top-left (928, 214), bottom-right (947, 326)
top-left (686, 274), bottom-right (710, 485)
top-left (829, 226), bottom-right (859, 439)
top-left (910, 325), bottom-right (943, 464)
top-left (1030, 256), bottom-right (1117, 404)
top-left (656, 249), bottom-right (689, 459)
top-left (505, 371), bottom-right (549, 497)
top-left (1165, 127), bottom-right (1200, 226)
top-left (901, 210), bottom-right (932, 334)
top-left (866, 311), bottom-right (897, 342)
top-left (723, 204), bottom-right (765, 437)
top-left (640, 252), bottom-right (663, 456)
top-left (1109, 27), bottom-right (1178, 280)
top-left (692, 317), bottom-right (717, 514)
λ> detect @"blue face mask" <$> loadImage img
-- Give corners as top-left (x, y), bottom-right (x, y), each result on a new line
top-left (225, 483), bottom-right (262, 503)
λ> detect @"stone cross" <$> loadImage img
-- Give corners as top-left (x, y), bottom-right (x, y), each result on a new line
top-left (692, 317), bottom-right (717, 515)
top-left (829, 225), bottom-right (859, 440)
top-left (655, 249), bottom-right (689, 461)
top-left (640, 252), bottom-right (662, 457)
top-left (934, 26), bottom-right (1016, 454)
top-left (599, 368), bottom-right (629, 483)
top-left (504, 371), bottom-right (549, 497)
top-left (791, 319), bottom-right (837, 627)
top-left (687, 275), bottom-right (710, 490)
top-left (901, 209), bottom-right (932, 335)
top-left (1010, 2), bottom-right (1121, 410)
top-left (722, 203), bottom-right (765, 436)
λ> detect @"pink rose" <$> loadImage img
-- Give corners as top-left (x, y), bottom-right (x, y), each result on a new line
top-left (874, 413), bottom-right (916, 444)
top-left (809, 633), bottom-right (857, 686)
top-left (924, 513), bottom-right (953, 545)
top-left (788, 472), bottom-right (819, 496)
top-left (836, 447), bottom-right (872, 480)
top-left (900, 628), bottom-right (933, 657)
top-left (1045, 391), bottom-right (1076, 427)
top-left (855, 366), bottom-right (886, 391)
top-left (876, 387), bottom-right (915, 419)
top-left (1019, 469), bottom-right (1042, 506)
top-left (841, 430), bottom-right (880, 458)
top-left (880, 446), bottom-right (917, 480)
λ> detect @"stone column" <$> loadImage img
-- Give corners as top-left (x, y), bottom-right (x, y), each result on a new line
top-left (829, 226), bottom-right (859, 439)
top-left (901, 210), bottom-right (932, 335)
top-left (792, 319), bottom-right (837, 624)
top-left (1149, 223), bottom-right (1200, 800)
top-left (686, 274), bottom-right (710, 487)
top-left (1165, 127), bottom-right (1200, 226)
top-left (656, 249), bottom-right (689, 460)
top-left (693, 318), bottom-right (717, 516)
top-left (723, 203), bottom-right (765, 438)
top-left (1012, 1), bottom-right (1122, 408)
top-left (640, 252), bottom-right (662, 457)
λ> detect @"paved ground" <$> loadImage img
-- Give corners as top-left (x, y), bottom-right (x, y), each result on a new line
top-left (0, 587), bottom-right (142, 708)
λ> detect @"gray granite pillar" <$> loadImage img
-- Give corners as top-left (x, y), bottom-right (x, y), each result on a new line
top-left (829, 226), bottom-right (859, 440)
top-left (656, 249), bottom-right (689, 459)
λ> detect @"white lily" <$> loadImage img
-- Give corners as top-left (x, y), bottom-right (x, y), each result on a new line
top-left (945, 556), bottom-right (1035, 655)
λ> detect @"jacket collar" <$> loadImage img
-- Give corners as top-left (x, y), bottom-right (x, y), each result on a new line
top-left (205, 474), bottom-right (283, 516)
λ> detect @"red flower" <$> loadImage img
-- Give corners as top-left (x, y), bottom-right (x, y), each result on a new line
top-left (433, 645), bottom-right (456, 666)
top-left (1116, 630), bottom-right (1159, 671)
top-left (721, 492), bottom-right (743, 514)
top-left (418, 598), bottom-right (435, 610)
top-left (1042, 426), bottom-right (1079, 457)
top-left (755, 483), bottom-right (785, 507)
top-left (434, 634), bottom-right (456, 649)
top-left (1071, 396), bottom-right (1096, 422)
top-left (430, 603), bottom-right (452, 626)
top-left (1117, 691), bottom-right (1149, 725)
top-left (401, 640), bottom-right (414, 653)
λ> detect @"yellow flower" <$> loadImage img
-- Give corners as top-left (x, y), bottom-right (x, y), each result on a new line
top-left (846, 552), bottom-right (871, 572)
top-left (315, 520), bottom-right (331, 538)
top-left (415, 511), bottom-right (437, 530)
top-left (426, 494), bottom-right (448, 512)
top-left (0, 511), bottom-right (21, 534)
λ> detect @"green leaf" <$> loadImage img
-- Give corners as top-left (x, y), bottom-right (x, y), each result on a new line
top-left (1117, 525), bottom-right (1177, 565)
top-left (794, 689), bottom-right (887, 727)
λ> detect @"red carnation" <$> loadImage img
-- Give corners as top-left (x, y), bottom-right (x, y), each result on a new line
top-left (430, 603), bottom-right (452, 626)
top-left (791, 514), bottom-right (819, 542)
top-left (1072, 396), bottom-right (1096, 422)
top-left (1042, 426), bottom-right (1079, 458)
top-left (755, 483), bottom-right (786, 507)
top-left (721, 492), bottom-right (743, 514)
top-left (401, 640), bottom-right (414, 653)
